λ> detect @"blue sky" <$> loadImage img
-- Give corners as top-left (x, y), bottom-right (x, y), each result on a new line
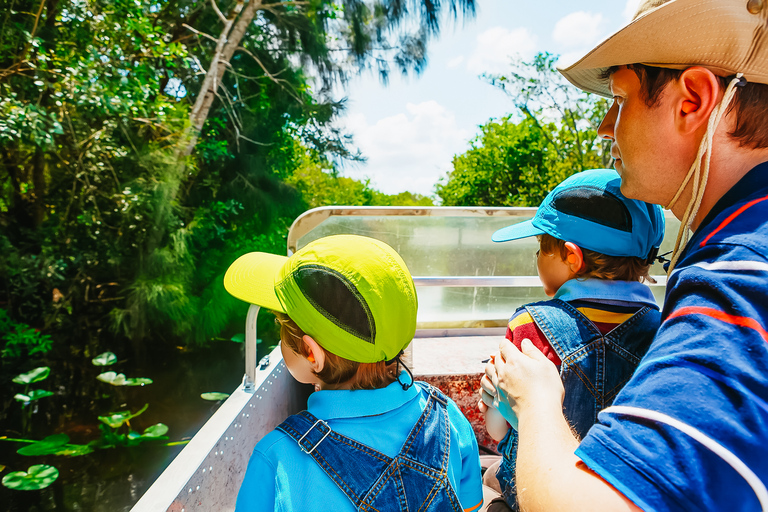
top-left (335, 0), bottom-right (642, 196)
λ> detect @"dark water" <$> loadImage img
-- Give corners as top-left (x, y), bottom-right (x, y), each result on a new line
top-left (0, 340), bottom-right (251, 512)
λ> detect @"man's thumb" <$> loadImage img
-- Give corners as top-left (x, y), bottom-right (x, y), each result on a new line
top-left (520, 338), bottom-right (549, 361)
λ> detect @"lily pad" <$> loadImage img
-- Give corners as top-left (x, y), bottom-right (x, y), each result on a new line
top-left (12, 367), bottom-right (50, 385)
top-left (123, 377), bottom-right (153, 386)
top-left (200, 392), bottom-right (230, 401)
top-left (230, 333), bottom-right (245, 343)
top-left (16, 434), bottom-right (93, 457)
top-left (14, 389), bottom-right (54, 403)
top-left (91, 352), bottom-right (117, 366)
top-left (2, 464), bottom-right (59, 490)
top-left (97, 372), bottom-right (152, 387)
top-left (126, 423), bottom-right (169, 442)
top-left (98, 404), bottom-right (149, 428)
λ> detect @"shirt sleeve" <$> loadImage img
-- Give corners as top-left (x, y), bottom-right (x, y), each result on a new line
top-left (448, 400), bottom-right (484, 512)
top-left (235, 449), bottom-right (277, 512)
top-left (576, 243), bottom-right (768, 512)
top-left (507, 309), bottom-right (561, 366)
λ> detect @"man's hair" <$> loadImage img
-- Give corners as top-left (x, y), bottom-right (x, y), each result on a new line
top-left (539, 234), bottom-right (655, 283)
top-left (274, 311), bottom-right (399, 390)
top-left (601, 64), bottom-right (768, 149)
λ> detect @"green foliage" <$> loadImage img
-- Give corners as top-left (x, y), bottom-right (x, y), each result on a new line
top-left (91, 352), bottom-right (117, 366)
top-left (2, 464), bottom-right (59, 491)
top-left (201, 392), bottom-right (230, 401)
top-left (12, 366), bottom-right (50, 385)
top-left (437, 117), bottom-right (558, 207)
top-left (96, 372), bottom-right (153, 387)
top-left (1, 310), bottom-right (53, 360)
top-left (14, 389), bottom-right (54, 403)
top-left (438, 52), bottom-right (610, 207)
top-left (286, 144), bottom-right (434, 208)
top-left (15, 434), bottom-right (94, 457)
top-left (97, 404), bottom-right (150, 429)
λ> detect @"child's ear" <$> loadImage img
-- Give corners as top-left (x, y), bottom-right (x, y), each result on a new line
top-left (302, 335), bottom-right (326, 373)
top-left (564, 242), bottom-right (585, 274)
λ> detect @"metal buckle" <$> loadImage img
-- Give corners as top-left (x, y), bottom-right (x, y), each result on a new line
top-left (297, 419), bottom-right (331, 455)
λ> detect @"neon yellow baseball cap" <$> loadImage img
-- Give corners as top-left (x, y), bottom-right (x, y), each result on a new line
top-left (224, 234), bottom-right (418, 363)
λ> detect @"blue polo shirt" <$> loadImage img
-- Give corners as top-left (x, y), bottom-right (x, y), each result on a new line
top-left (235, 375), bottom-right (484, 512)
top-left (577, 162), bottom-right (768, 511)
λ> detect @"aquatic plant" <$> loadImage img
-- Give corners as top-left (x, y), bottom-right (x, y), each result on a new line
top-left (201, 392), bottom-right (230, 401)
top-left (91, 352), bottom-right (118, 366)
top-left (1, 465), bottom-right (59, 491)
top-left (96, 371), bottom-right (153, 387)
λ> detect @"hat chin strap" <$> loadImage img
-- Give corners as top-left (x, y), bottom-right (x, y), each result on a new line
top-left (665, 73), bottom-right (744, 276)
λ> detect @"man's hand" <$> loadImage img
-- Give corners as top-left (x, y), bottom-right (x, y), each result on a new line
top-left (492, 338), bottom-right (564, 419)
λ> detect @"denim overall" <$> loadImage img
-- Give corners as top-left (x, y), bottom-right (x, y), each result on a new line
top-left (276, 382), bottom-right (463, 512)
top-left (495, 299), bottom-right (661, 510)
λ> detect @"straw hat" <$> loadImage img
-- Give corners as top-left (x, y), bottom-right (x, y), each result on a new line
top-left (558, 0), bottom-right (768, 97)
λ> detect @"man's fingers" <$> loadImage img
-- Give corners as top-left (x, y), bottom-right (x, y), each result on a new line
top-left (480, 374), bottom-right (497, 397)
top-left (498, 338), bottom-right (522, 363)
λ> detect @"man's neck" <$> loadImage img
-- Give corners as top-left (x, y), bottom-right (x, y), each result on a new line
top-left (673, 141), bottom-right (768, 231)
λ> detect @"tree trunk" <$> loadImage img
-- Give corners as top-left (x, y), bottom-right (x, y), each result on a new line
top-left (182, 0), bottom-right (263, 157)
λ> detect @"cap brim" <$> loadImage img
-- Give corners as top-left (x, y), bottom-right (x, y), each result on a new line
top-left (558, 0), bottom-right (768, 97)
top-left (224, 252), bottom-right (287, 312)
top-left (492, 220), bottom-right (544, 243)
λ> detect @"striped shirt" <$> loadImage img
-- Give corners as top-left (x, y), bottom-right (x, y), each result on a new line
top-left (506, 279), bottom-right (660, 367)
top-left (577, 162), bottom-right (768, 512)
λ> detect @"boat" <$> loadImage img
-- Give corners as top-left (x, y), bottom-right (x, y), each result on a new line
top-left (131, 206), bottom-right (676, 511)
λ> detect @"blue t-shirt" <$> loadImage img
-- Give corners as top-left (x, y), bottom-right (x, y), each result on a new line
top-left (235, 376), bottom-right (484, 512)
top-left (577, 162), bottom-right (768, 511)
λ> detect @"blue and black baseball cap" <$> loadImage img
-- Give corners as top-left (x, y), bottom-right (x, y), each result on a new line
top-left (492, 169), bottom-right (665, 260)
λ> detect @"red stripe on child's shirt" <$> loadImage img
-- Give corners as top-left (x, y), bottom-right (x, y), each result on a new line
top-left (507, 312), bottom-right (562, 366)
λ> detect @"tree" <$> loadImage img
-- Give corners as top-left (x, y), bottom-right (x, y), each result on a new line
top-left (485, 52), bottom-right (612, 172)
top-left (437, 52), bottom-right (611, 207)
top-left (437, 117), bottom-right (560, 207)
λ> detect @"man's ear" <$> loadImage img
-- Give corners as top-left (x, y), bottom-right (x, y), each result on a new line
top-left (302, 335), bottom-right (326, 373)
top-left (564, 242), bottom-right (584, 274)
top-left (674, 66), bottom-right (722, 135)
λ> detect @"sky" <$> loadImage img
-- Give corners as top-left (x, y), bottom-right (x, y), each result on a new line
top-left (335, 0), bottom-right (643, 197)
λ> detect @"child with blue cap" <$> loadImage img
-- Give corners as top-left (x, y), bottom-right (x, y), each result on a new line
top-left (479, 169), bottom-right (665, 511)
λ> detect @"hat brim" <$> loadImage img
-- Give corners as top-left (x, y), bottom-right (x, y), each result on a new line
top-left (492, 220), bottom-right (544, 243)
top-left (558, 0), bottom-right (768, 98)
top-left (224, 252), bottom-right (287, 312)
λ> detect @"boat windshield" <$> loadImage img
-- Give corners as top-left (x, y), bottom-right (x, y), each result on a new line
top-left (288, 206), bottom-right (678, 331)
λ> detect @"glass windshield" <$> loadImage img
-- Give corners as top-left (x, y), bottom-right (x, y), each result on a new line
top-left (289, 207), bottom-right (678, 329)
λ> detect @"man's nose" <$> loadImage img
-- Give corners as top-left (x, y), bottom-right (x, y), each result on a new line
top-left (598, 101), bottom-right (618, 140)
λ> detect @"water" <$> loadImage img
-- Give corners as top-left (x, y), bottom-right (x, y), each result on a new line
top-left (0, 340), bottom-right (251, 512)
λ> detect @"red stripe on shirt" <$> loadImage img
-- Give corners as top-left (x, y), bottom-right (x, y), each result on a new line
top-left (700, 193), bottom-right (768, 247)
top-left (667, 306), bottom-right (768, 344)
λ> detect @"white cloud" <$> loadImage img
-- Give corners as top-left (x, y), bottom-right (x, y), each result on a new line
top-left (340, 101), bottom-right (471, 196)
top-left (446, 55), bottom-right (464, 69)
top-left (623, 0), bottom-right (643, 22)
top-left (552, 11), bottom-right (607, 50)
top-left (465, 27), bottom-right (537, 75)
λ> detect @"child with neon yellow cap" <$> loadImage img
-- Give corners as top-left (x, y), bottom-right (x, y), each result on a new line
top-left (224, 234), bottom-right (484, 512)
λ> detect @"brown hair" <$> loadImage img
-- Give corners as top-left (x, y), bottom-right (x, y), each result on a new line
top-left (273, 312), bottom-right (399, 390)
top-left (601, 64), bottom-right (768, 149)
top-left (539, 234), bottom-right (655, 283)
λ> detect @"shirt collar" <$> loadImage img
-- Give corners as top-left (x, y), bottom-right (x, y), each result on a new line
top-left (307, 372), bottom-right (420, 420)
top-left (553, 278), bottom-right (658, 308)
top-left (695, 160), bottom-right (768, 234)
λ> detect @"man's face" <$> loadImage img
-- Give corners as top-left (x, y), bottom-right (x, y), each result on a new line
top-left (598, 67), bottom-right (687, 206)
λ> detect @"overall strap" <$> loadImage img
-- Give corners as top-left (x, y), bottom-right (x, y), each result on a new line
top-left (277, 410), bottom-right (393, 507)
top-left (361, 382), bottom-right (463, 512)
top-left (399, 382), bottom-right (451, 469)
top-left (524, 299), bottom-right (602, 363)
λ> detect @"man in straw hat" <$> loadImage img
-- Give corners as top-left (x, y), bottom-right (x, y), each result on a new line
top-left (482, 0), bottom-right (768, 510)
